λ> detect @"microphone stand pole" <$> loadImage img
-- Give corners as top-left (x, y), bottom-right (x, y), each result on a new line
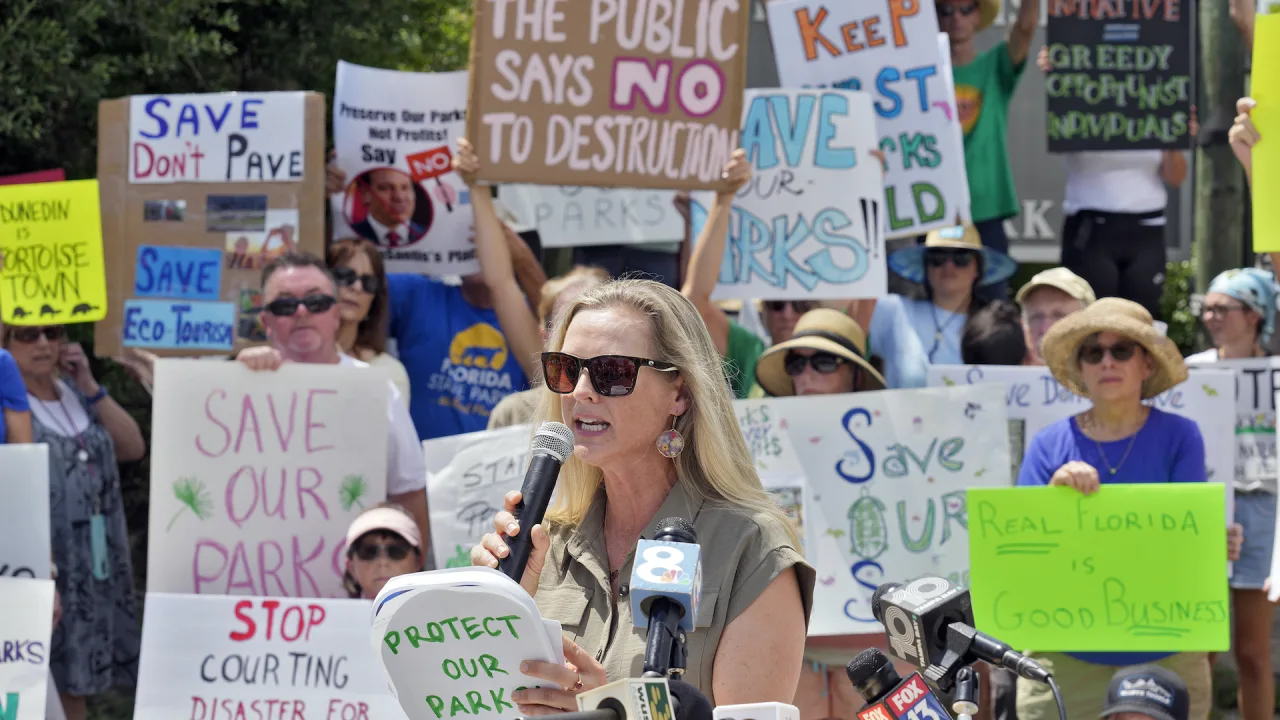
top-left (951, 667), bottom-right (979, 720)
top-left (641, 604), bottom-right (689, 679)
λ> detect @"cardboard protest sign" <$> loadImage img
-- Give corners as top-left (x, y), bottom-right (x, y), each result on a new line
top-left (0, 180), bottom-right (108, 325)
top-left (332, 63), bottom-right (478, 276)
top-left (424, 424), bottom-right (533, 571)
top-left (761, 385), bottom-right (1010, 635)
top-left (692, 89), bottom-right (886, 300)
top-left (134, 594), bottom-right (407, 720)
top-left (928, 367), bottom-right (1237, 519)
top-left (735, 400), bottom-right (813, 556)
top-left (766, 0), bottom-right (970, 239)
top-left (0, 578), bottom-right (54, 720)
top-left (968, 485), bottom-right (1229, 651)
top-left (1252, 15), bottom-right (1280, 252)
top-left (497, 186), bottom-right (683, 247)
top-left (0, 446), bottom-right (50, 580)
top-left (467, 0), bottom-right (750, 190)
top-left (147, 360), bottom-right (388, 597)
top-left (1045, 1), bottom-right (1193, 152)
top-left (372, 568), bottom-right (564, 720)
top-left (94, 92), bottom-right (326, 358)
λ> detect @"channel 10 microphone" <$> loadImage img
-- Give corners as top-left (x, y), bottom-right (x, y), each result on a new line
top-left (712, 702), bottom-right (800, 720)
top-left (565, 677), bottom-right (712, 720)
top-left (498, 422), bottom-right (574, 583)
top-left (847, 648), bottom-right (953, 720)
top-left (872, 576), bottom-right (1050, 690)
top-left (630, 517), bottom-right (702, 677)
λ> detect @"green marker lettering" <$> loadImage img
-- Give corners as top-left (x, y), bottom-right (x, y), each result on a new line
top-left (938, 437), bottom-right (964, 472)
top-left (462, 617), bottom-right (483, 640)
top-left (991, 590), bottom-right (1022, 630)
top-left (479, 654), bottom-right (509, 678)
top-left (427, 622), bottom-right (445, 642)
top-left (384, 631), bottom-right (401, 655)
top-left (0, 692), bottom-right (18, 720)
top-left (490, 689), bottom-right (514, 713)
top-left (439, 617), bottom-right (463, 640)
top-left (405, 626), bottom-right (423, 649)
top-left (977, 500), bottom-right (1000, 539)
top-left (426, 696), bottom-right (446, 719)
top-left (1103, 577), bottom-right (1129, 627)
top-left (1182, 511), bottom-right (1198, 534)
top-left (497, 615), bottom-right (521, 639)
top-left (466, 691), bottom-right (492, 715)
top-left (442, 659), bottom-right (462, 680)
top-left (482, 617), bottom-right (503, 637)
top-left (450, 695), bottom-right (469, 716)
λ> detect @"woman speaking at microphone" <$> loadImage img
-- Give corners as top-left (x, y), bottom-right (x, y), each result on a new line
top-left (465, 168), bottom-right (813, 711)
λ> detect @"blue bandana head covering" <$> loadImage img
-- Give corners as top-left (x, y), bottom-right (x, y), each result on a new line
top-left (1207, 268), bottom-right (1278, 343)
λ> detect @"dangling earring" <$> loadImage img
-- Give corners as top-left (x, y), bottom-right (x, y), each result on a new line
top-left (655, 415), bottom-right (685, 459)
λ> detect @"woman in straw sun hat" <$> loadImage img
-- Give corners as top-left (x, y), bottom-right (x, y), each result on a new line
top-left (869, 223), bottom-right (1016, 386)
top-left (755, 309), bottom-right (886, 397)
top-left (1012, 297), bottom-right (1232, 720)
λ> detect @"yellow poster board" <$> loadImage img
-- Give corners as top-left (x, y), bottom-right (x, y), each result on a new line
top-left (967, 485), bottom-right (1229, 652)
top-left (1253, 14), bottom-right (1280, 251)
top-left (0, 179), bottom-right (107, 325)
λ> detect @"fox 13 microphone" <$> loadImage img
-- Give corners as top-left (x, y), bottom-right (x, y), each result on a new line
top-left (497, 422), bottom-right (574, 583)
top-left (629, 517), bottom-right (702, 678)
top-left (847, 648), bottom-right (957, 720)
top-left (871, 575), bottom-right (1066, 720)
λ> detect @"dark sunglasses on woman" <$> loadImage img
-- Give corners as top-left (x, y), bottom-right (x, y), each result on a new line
top-left (764, 300), bottom-right (818, 314)
top-left (7, 326), bottom-right (64, 343)
top-left (925, 249), bottom-right (976, 268)
top-left (353, 540), bottom-right (413, 562)
top-left (1078, 340), bottom-right (1138, 365)
top-left (541, 352), bottom-right (678, 397)
top-left (263, 294), bottom-right (338, 317)
top-left (333, 266), bottom-right (379, 294)
top-left (937, 2), bottom-right (978, 17)
top-left (784, 351), bottom-right (845, 376)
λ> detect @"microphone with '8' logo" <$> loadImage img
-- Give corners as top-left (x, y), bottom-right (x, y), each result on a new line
top-left (630, 518), bottom-right (702, 677)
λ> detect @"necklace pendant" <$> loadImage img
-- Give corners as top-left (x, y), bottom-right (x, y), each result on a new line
top-left (935, 331), bottom-right (943, 340)
top-left (77, 449), bottom-right (89, 463)
top-left (1109, 468), bottom-right (1117, 475)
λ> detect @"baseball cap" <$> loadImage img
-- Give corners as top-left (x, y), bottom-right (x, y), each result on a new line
top-left (343, 506), bottom-right (422, 556)
top-left (1100, 665), bottom-right (1189, 720)
top-left (1015, 267), bottom-right (1097, 306)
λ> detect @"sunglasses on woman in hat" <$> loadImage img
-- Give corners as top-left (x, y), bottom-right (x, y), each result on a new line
top-left (755, 309), bottom-right (886, 397)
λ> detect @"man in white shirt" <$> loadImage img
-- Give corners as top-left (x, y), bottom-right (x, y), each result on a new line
top-left (237, 251), bottom-right (429, 553)
top-left (351, 168), bottom-right (424, 247)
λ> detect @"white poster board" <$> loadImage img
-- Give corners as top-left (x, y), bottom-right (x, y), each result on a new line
top-left (735, 400), bottom-right (814, 557)
top-left (147, 360), bottom-right (389, 597)
top-left (128, 93), bottom-right (306, 183)
top-left (331, 62), bottom-right (478, 276)
top-left (1184, 358), bottom-right (1280, 491)
top-left (766, 0), bottom-right (971, 238)
top-left (760, 385), bottom-right (1009, 635)
top-left (498, 187), bottom-right (683, 248)
top-left (424, 424), bottom-right (533, 571)
top-left (693, 89), bottom-right (886, 300)
top-left (0, 445), bottom-right (50, 579)
top-left (0, 577), bottom-right (54, 720)
top-left (133, 593), bottom-right (407, 720)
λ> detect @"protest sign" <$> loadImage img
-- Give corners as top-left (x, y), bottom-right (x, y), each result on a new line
top-left (147, 360), bottom-right (388, 597)
top-left (692, 89), bottom-right (886, 300)
top-left (134, 593), bottom-right (407, 720)
top-left (497, 186), bottom-right (683, 247)
top-left (927, 366), bottom-right (1236, 507)
top-left (0, 578), bottom-right (54, 720)
top-left (372, 568), bottom-right (564, 720)
top-left (0, 180), bottom-right (108, 325)
top-left (424, 424), bottom-right (533, 571)
top-left (766, 0), bottom-right (970, 239)
top-left (763, 385), bottom-right (1010, 635)
top-left (128, 93), bottom-right (305, 183)
top-left (968, 485), bottom-right (1229, 651)
top-left (1045, 0), bottom-right (1193, 152)
top-left (735, 400), bottom-right (813, 556)
top-left (0, 446), bottom-right (50, 581)
top-left (95, 92), bottom-right (325, 358)
top-left (466, 0), bottom-right (750, 190)
top-left (0, 171), bottom-right (65, 187)
top-left (1184, 358), bottom-right (1280, 493)
top-left (332, 63), bottom-right (477, 276)
top-left (1252, 16), bottom-right (1280, 251)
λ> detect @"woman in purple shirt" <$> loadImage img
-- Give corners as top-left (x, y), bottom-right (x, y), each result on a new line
top-left (1015, 297), bottom-right (1217, 720)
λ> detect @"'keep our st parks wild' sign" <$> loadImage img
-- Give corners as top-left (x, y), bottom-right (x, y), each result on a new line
top-left (467, 0), bottom-right (750, 190)
top-left (1045, 0), bottom-right (1193, 151)
top-left (968, 485), bottom-right (1229, 651)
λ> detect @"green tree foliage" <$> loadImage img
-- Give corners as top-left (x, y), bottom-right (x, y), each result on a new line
top-left (0, 0), bottom-right (472, 179)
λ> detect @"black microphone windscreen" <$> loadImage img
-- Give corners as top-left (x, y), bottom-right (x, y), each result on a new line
top-left (654, 517), bottom-right (698, 544)
top-left (871, 582), bottom-right (901, 624)
top-left (668, 680), bottom-right (713, 720)
top-left (846, 648), bottom-right (891, 686)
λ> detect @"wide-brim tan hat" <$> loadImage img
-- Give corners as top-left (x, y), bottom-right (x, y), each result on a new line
top-left (888, 223), bottom-right (1016, 288)
top-left (756, 309), bottom-right (887, 396)
top-left (977, 0), bottom-right (1000, 30)
top-left (1041, 297), bottom-right (1187, 400)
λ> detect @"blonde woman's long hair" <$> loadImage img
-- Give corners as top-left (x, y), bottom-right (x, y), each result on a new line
top-left (539, 279), bottom-right (798, 545)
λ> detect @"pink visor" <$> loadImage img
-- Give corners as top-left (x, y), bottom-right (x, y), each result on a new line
top-left (344, 507), bottom-right (421, 555)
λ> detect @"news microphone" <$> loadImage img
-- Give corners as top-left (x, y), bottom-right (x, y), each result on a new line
top-left (630, 517), bottom-right (702, 677)
top-left (562, 677), bottom-right (712, 720)
top-left (713, 702), bottom-right (800, 720)
top-left (498, 422), bottom-right (574, 583)
top-left (872, 576), bottom-right (1050, 690)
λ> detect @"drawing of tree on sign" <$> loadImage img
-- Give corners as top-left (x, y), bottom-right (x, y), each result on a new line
top-left (168, 477), bottom-right (213, 531)
top-left (339, 475), bottom-right (369, 511)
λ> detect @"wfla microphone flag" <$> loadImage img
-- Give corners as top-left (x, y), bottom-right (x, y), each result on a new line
top-left (630, 520), bottom-right (702, 631)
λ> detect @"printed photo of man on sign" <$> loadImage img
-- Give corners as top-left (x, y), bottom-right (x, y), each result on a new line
top-left (342, 167), bottom-right (434, 248)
